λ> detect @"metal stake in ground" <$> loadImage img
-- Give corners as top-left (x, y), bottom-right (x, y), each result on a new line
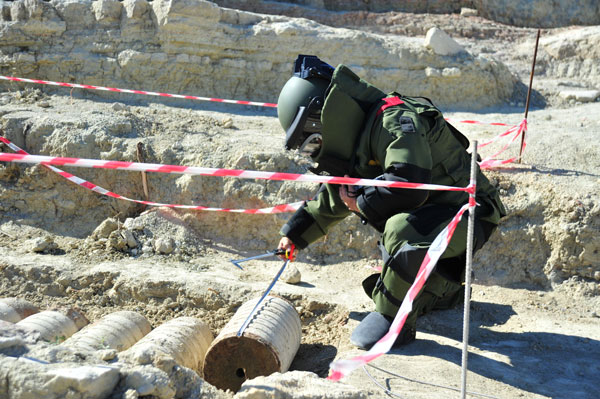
top-left (519, 29), bottom-right (541, 163)
top-left (461, 141), bottom-right (478, 399)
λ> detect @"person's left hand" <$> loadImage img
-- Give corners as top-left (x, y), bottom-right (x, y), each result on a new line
top-left (339, 176), bottom-right (359, 213)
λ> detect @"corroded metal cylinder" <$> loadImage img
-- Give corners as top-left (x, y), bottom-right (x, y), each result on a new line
top-left (16, 309), bottom-right (88, 342)
top-left (203, 295), bottom-right (301, 392)
top-left (63, 310), bottom-right (151, 352)
top-left (123, 317), bottom-right (214, 372)
top-left (0, 298), bottom-right (39, 323)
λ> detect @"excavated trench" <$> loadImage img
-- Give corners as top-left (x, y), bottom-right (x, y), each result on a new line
top-left (0, 260), bottom-right (349, 390)
top-left (0, 261), bottom-right (348, 378)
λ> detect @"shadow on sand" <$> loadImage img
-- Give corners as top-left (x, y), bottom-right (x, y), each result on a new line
top-left (388, 301), bottom-right (599, 399)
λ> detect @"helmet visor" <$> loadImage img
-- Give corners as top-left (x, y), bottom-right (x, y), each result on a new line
top-left (284, 96), bottom-right (323, 151)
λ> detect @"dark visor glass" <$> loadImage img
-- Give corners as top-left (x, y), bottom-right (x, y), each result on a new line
top-left (284, 97), bottom-right (323, 151)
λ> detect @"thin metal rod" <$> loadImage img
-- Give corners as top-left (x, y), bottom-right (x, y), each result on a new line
top-left (237, 258), bottom-right (290, 337)
top-left (460, 141), bottom-right (478, 399)
top-left (519, 29), bottom-right (541, 163)
top-left (230, 249), bottom-right (282, 270)
top-left (136, 142), bottom-right (150, 201)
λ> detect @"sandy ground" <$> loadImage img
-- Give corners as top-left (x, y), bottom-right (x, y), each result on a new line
top-left (1, 7), bottom-right (600, 399)
top-left (1, 90), bottom-right (599, 398)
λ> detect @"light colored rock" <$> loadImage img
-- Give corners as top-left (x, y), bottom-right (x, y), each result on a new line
top-left (424, 27), bottom-right (465, 56)
top-left (124, 366), bottom-right (176, 399)
top-left (282, 263), bottom-right (302, 284)
top-left (461, 7), bottom-right (478, 17)
top-left (123, 217), bottom-right (145, 231)
top-left (29, 236), bottom-right (54, 253)
top-left (47, 365), bottom-right (120, 398)
top-left (559, 90), bottom-right (600, 103)
top-left (121, 230), bottom-right (138, 248)
top-left (92, 218), bottom-right (119, 239)
top-left (112, 102), bottom-right (130, 112)
top-left (107, 230), bottom-right (128, 251)
top-left (154, 237), bottom-right (175, 254)
top-left (92, 0), bottom-right (123, 24)
top-left (237, 371), bottom-right (367, 398)
top-left (124, 389), bottom-right (139, 399)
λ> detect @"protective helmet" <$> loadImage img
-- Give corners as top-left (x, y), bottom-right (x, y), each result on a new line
top-left (277, 55), bottom-right (334, 157)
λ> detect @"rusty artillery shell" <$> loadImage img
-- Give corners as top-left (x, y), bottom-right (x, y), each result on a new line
top-left (203, 295), bottom-right (301, 392)
top-left (63, 310), bottom-right (151, 352)
top-left (123, 317), bottom-right (214, 372)
top-left (16, 308), bottom-right (88, 342)
top-left (0, 298), bottom-right (39, 323)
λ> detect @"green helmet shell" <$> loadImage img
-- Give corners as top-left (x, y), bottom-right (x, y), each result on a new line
top-left (277, 76), bottom-right (329, 132)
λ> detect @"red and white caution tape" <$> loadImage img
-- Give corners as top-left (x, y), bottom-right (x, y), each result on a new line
top-left (476, 119), bottom-right (526, 149)
top-left (0, 136), bottom-right (301, 213)
top-left (0, 152), bottom-right (473, 193)
top-left (0, 75), bottom-right (277, 108)
top-left (445, 118), bottom-right (512, 127)
top-left (327, 201), bottom-right (474, 381)
top-left (478, 119), bottom-right (527, 170)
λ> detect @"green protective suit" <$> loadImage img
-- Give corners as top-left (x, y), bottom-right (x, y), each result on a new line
top-left (280, 64), bottom-right (506, 326)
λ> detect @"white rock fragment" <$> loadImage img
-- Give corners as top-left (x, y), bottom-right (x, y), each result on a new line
top-left (47, 365), bottom-right (120, 398)
top-left (123, 389), bottom-right (139, 399)
top-left (92, 218), bottom-right (119, 239)
top-left (282, 263), bottom-right (302, 284)
top-left (221, 117), bottom-right (234, 128)
top-left (238, 371), bottom-right (367, 399)
top-left (29, 236), bottom-right (55, 253)
top-left (121, 229), bottom-right (138, 248)
top-left (125, 366), bottom-right (176, 399)
top-left (112, 102), bottom-right (129, 112)
top-left (153, 237), bottom-right (175, 254)
top-left (123, 217), bottom-right (145, 230)
top-left (425, 67), bottom-right (442, 77)
top-left (461, 7), bottom-right (478, 17)
top-left (424, 27), bottom-right (465, 56)
top-left (442, 67), bottom-right (462, 77)
top-left (559, 90), bottom-right (600, 103)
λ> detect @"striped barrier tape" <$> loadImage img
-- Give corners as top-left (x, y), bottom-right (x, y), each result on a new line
top-left (3, 75), bottom-right (520, 131)
top-left (0, 136), bottom-right (301, 214)
top-left (0, 151), bottom-right (475, 193)
top-left (479, 119), bottom-right (527, 170)
top-left (0, 75), bottom-right (277, 108)
top-left (445, 118), bottom-right (512, 127)
top-left (328, 200), bottom-right (474, 381)
top-left (477, 119), bottom-right (527, 149)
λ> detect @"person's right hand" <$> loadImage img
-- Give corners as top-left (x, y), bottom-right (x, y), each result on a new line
top-left (277, 237), bottom-right (296, 260)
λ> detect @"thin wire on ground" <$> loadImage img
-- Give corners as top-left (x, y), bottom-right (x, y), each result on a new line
top-left (363, 364), bottom-right (499, 399)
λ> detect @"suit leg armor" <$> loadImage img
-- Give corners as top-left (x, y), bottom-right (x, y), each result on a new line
top-left (365, 205), bottom-right (490, 329)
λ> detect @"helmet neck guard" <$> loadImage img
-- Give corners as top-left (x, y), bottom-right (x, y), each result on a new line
top-left (312, 65), bottom-right (385, 174)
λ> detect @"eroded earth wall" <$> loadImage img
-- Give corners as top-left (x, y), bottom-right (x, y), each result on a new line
top-left (216, 0), bottom-right (600, 28)
top-left (0, 0), bottom-right (517, 110)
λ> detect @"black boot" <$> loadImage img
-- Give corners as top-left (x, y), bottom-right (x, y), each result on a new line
top-left (350, 311), bottom-right (416, 350)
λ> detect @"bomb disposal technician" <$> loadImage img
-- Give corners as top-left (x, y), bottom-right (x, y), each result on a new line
top-left (276, 55), bottom-right (506, 349)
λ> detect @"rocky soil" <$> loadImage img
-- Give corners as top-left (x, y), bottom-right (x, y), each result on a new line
top-left (1, 1), bottom-right (599, 399)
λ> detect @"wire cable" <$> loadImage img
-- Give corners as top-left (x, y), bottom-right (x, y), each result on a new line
top-left (363, 363), bottom-right (500, 399)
